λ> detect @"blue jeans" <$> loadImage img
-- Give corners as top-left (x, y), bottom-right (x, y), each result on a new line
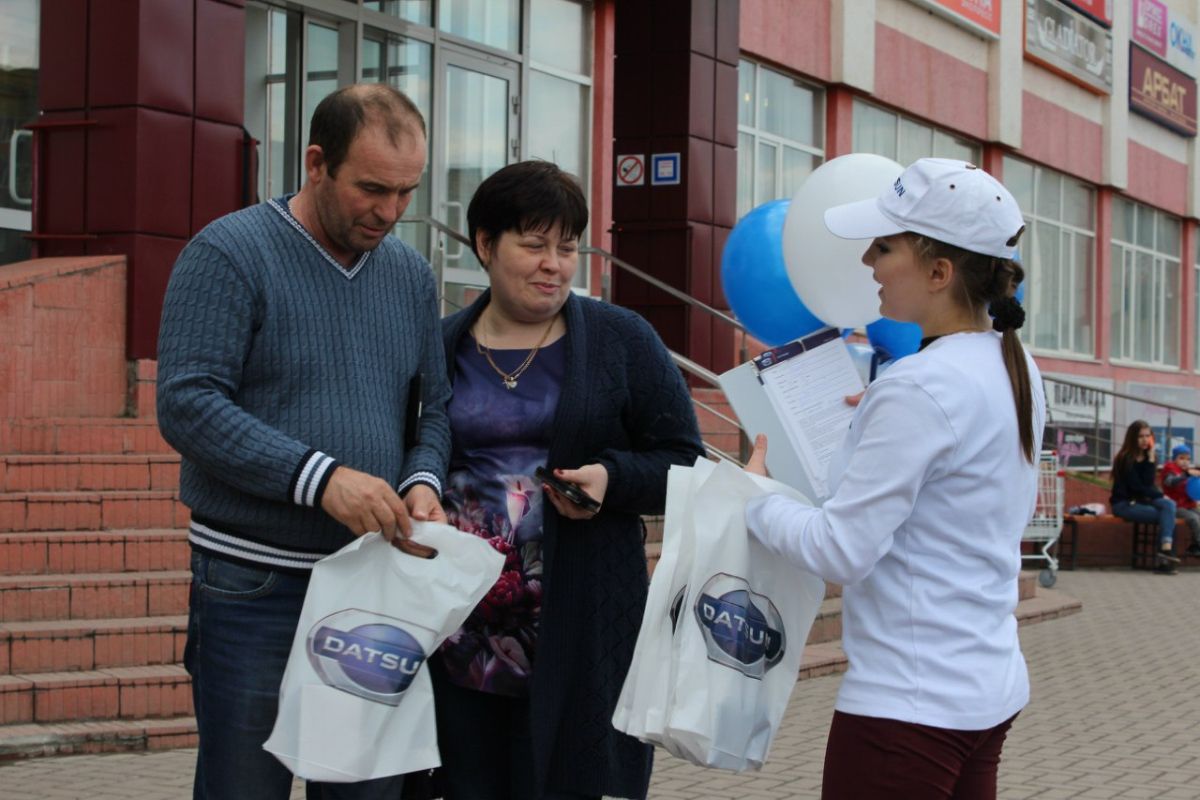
top-left (185, 550), bottom-right (405, 800)
top-left (1112, 498), bottom-right (1176, 549)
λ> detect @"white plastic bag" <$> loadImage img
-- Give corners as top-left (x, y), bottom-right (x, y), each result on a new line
top-left (612, 458), bottom-right (715, 746)
top-left (614, 458), bottom-right (825, 772)
top-left (264, 522), bottom-right (504, 782)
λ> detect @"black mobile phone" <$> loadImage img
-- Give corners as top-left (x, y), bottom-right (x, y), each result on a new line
top-left (535, 466), bottom-right (601, 513)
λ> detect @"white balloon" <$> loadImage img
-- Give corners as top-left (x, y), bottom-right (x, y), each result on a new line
top-left (783, 154), bottom-right (905, 328)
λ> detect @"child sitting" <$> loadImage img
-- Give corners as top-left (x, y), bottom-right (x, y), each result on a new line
top-left (1161, 444), bottom-right (1200, 558)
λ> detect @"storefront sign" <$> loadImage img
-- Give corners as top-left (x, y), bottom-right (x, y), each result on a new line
top-left (1129, 44), bottom-right (1198, 136)
top-left (908, 0), bottom-right (1001, 39)
top-left (1168, 17), bottom-right (1198, 78)
top-left (1131, 0), bottom-right (1197, 77)
top-left (1131, 0), bottom-right (1168, 56)
top-left (1058, 0), bottom-right (1111, 27)
top-left (1025, 0), bottom-right (1113, 94)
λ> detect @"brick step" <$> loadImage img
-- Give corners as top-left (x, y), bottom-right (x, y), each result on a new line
top-left (0, 491), bottom-right (188, 533)
top-left (0, 572), bottom-right (190, 623)
top-left (0, 616), bottom-right (187, 675)
top-left (0, 418), bottom-right (173, 456)
top-left (0, 715), bottom-right (196, 760)
top-left (0, 454), bottom-right (180, 493)
top-left (0, 665), bottom-right (191, 724)
top-left (0, 530), bottom-right (189, 576)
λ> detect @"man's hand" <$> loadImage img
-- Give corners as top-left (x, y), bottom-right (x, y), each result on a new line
top-left (404, 483), bottom-right (446, 524)
top-left (745, 434), bottom-right (769, 477)
top-left (845, 391), bottom-right (865, 407)
top-left (544, 464), bottom-right (608, 520)
top-left (320, 465), bottom-right (411, 540)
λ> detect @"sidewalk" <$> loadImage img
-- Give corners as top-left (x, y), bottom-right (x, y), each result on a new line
top-left (2, 569), bottom-right (1198, 799)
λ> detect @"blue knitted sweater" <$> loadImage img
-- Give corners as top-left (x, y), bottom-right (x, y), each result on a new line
top-left (156, 197), bottom-right (451, 570)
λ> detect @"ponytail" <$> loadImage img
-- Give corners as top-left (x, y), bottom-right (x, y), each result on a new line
top-left (993, 261), bottom-right (1034, 463)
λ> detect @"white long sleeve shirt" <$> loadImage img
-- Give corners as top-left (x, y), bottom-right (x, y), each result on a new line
top-left (746, 331), bottom-right (1045, 730)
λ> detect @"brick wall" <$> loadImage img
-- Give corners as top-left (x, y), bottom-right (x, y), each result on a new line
top-left (0, 256), bottom-right (128, 418)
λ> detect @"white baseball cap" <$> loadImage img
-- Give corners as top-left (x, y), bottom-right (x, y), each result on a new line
top-left (823, 158), bottom-right (1025, 259)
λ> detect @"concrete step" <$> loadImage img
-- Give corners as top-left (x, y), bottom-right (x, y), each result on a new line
top-left (0, 454), bottom-right (180, 493)
top-left (0, 571), bottom-right (190, 623)
top-left (0, 715), bottom-right (196, 760)
top-left (0, 616), bottom-right (187, 675)
top-left (0, 491), bottom-right (188, 533)
top-left (0, 530), bottom-right (189, 576)
top-left (0, 418), bottom-right (172, 456)
top-left (0, 665), bottom-right (191, 725)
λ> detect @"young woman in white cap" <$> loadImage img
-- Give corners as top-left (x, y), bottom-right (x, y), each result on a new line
top-left (746, 158), bottom-right (1046, 799)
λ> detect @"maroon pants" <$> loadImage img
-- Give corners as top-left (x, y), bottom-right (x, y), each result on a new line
top-left (821, 710), bottom-right (1018, 800)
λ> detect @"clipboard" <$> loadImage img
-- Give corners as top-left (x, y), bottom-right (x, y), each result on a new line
top-left (718, 328), bottom-right (863, 501)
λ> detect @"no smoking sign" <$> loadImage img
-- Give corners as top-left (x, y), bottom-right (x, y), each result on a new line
top-left (616, 154), bottom-right (645, 187)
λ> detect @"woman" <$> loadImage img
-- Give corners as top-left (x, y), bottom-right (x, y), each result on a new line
top-left (433, 160), bottom-right (704, 800)
top-left (1111, 420), bottom-right (1178, 574)
top-left (745, 158), bottom-right (1046, 799)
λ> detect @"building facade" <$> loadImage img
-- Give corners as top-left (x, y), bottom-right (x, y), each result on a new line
top-left (4, 0), bottom-right (1200, 443)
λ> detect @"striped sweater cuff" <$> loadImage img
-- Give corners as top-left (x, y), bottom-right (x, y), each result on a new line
top-left (398, 471), bottom-right (442, 498)
top-left (290, 450), bottom-right (339, 508)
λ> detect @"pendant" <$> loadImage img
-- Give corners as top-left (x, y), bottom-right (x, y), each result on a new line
top-left (503, 376), bottom-right (518, 390)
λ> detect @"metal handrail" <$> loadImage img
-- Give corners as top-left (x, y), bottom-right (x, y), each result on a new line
top-left (1041, 373), bottom-right (1200, 477)
top-left (580, 244), bottom-right (746, 333)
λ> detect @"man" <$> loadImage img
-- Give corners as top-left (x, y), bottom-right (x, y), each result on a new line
top-left (157, 84), bottom-right (450, 799)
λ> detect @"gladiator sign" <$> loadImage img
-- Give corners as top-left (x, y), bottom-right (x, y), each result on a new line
top-left (1025, 0), bottom-right (1113, 94)
top-left (1130, 44), bottom-right (1198, 136)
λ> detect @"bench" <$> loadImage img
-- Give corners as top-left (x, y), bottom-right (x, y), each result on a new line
top-left (1060, 514), bottom-right (1196, 570)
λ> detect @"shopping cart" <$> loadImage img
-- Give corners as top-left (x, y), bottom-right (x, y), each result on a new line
top-left (1022, 450), bottom-right (1064, 588)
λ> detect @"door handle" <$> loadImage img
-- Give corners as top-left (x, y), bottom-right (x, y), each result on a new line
top-left (8, 130), bottom-right (33, 206)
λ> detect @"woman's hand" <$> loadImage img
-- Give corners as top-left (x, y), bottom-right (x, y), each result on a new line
top-left (543, 464), bottom-right (607, 520)
top-left (745, 434), bottom-right (769, 477)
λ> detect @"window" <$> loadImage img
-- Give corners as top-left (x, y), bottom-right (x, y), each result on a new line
top-left (1111, 198), bottom-right (1181, 367)
top-left (1195, 236), bottom-right (1200, 372)
top-left (852, 100), bottom-right (980, 165)
top-left (0, 0), bottom-right (38, 265)
top-left (736, 59), bottom-right (824, 220)
top-left (1003, 156), bottom-right (1096, 357)
top-left (527, 0), bottom-right (591, 287)
top-left (362, 29), bottom-right (433, 258)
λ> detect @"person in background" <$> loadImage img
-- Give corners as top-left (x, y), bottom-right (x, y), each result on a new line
top-left (1160, 444), bottom-right (1200, 558)
top-left (745, 158), bottom-right (1044, 799)
top-left (1111, 421), bottom-right (1179, 575)
top-left (157, 84), bottom-right (450, 799)
top-left (431, 160), bottom-right (704, 800)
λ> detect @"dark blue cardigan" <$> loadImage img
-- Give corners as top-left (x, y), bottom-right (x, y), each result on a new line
top-left (442, 291), bottom-right (704, 799)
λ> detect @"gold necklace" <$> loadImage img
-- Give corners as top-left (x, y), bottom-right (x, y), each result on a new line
top-left (475, 315), bottom-right (558, 390)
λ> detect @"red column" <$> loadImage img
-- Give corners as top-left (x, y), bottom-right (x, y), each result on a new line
top-left (611, 0), bottom-right (739, 372)
top-left (36, 0), bottom-right (247, 359)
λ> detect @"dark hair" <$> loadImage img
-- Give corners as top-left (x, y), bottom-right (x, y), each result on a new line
top-left (1113, 419), bottom-right (1153, 477)
top-left (467, 161), bottom-right (589, 262)
top-left (909, 235), bottom-right (1036, 463)
top-left (309, 84), bottom-right (426, 177)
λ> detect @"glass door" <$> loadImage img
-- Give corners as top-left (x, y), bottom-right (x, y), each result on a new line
top-left (1, 0), bottom-right (38, 264)
top-left (433, 48), bottom-right (518, 311)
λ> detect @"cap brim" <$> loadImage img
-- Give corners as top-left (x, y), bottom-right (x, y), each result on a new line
top-left (823, 197), bottom-right (905, 241)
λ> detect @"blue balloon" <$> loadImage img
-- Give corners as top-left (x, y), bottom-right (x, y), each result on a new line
top-left (721, 200), bottom-right (825, 346)
top-left (866, 317), bottom-right (922, 362)
top-left (1188, 476), bottom-right (1200, 502)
